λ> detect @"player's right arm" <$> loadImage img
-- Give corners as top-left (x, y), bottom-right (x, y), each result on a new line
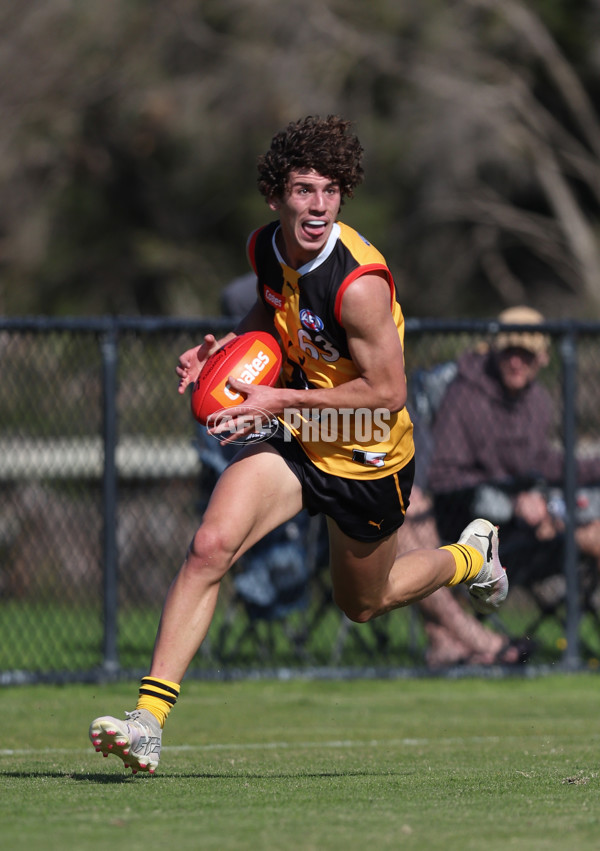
top-left (176, 335), bottom-right (225, 395)
top-left (233, 297), bottom-right (276, 335)
top-left (176, 297), bottom-right (276, 394)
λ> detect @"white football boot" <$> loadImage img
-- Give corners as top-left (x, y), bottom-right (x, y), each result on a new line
top-left (458, 518), bottom-right (509, 614)
top-left (89, 709), bottom-right (161, 775)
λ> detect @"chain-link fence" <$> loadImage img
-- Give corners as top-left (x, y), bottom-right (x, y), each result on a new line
top-left (2, 316), bottom-right (600, 683)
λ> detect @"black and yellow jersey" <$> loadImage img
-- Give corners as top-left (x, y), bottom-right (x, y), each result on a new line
top-left (248, 219), bottom-right (414, 479)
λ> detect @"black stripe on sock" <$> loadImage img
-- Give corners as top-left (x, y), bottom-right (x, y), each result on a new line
top-left (140, 677), bottom-right (180, 698)
top-left (138, 687), bottom-right (178, 705)
top-left (454, 544), bottom-right (474, 583)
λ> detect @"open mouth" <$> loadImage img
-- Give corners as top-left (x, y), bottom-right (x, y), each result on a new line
top-left (302, 219), bottom-right (327, 239)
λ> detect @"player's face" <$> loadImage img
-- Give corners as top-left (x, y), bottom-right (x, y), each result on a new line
top-left (496, 346), bottom-right (541, 393)
top-left (268, 169), bottom-right (342, 269)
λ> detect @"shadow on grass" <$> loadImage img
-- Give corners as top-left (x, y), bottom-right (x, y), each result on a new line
top-left (0, 770), bottom-right (134, 782)
top-left (0, 767), bottom-right (417, 783)
top-left (73, 768), bottom-right (416, 782)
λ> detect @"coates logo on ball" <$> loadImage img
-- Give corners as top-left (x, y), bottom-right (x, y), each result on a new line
top-left (190, 331), bottom-right (282, 426)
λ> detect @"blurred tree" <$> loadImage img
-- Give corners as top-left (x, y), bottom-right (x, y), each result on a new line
top-left (0, 0), bottom-right (599, 318)
top-left (395, 0), bottom-right (600, 318)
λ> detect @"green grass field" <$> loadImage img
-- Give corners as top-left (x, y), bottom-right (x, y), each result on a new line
top-left (1, 675), bottom-right (598, 850)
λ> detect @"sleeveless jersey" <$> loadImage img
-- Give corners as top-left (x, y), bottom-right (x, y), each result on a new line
top-left (247, 219), bottom-right (414, 479)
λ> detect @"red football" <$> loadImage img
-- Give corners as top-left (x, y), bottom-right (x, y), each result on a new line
top-left (190, 331), bottom-right (282, 425)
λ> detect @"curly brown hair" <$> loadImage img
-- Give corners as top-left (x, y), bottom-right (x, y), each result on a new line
top-left (257, 115), bottom-right (364, 202)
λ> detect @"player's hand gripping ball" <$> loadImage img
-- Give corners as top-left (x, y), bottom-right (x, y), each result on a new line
top-left (190, 331), bottom-right (282, 425)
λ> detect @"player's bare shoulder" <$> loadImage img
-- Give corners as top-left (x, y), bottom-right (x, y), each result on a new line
top-left (340, 272), bottom-right (396, 334)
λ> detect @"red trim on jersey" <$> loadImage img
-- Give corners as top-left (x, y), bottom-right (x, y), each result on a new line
top-left (333, 264), bottom-right (395, 326)
top-left (246, 227), bottom-right (264, 275)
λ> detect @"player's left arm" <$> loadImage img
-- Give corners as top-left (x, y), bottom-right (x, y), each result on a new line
top-left (340, 271), bottom-right (407, 413)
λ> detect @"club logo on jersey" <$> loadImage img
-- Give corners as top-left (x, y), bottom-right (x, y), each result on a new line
top-left (300, 309), bottom-right (324, 332)
top-left (352, 449), bottom-right (388, 467)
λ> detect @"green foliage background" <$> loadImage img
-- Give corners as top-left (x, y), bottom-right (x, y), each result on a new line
top-left (3, 0), bottom-right (600, 319)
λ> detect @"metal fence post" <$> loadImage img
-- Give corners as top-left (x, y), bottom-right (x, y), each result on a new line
top-left (560, 327), bottom-right (580, 669)
top-left (101, 324), bottom-right (119, 672)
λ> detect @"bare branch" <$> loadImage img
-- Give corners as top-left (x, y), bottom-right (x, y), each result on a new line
top-left (473, 225), bottom-right (528, 303)
top-left (467, 0), bottom-right (600, 158)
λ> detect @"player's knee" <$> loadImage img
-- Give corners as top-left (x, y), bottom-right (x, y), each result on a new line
top-left (347, 608), bottom-right (377, 623)
top-left (186, 525), bottom-right (235, 577)
top-left (335, 595), bottom-right (379, 623)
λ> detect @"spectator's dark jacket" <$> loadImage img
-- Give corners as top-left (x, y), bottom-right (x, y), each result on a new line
top-left (427, 350), bottom-right (600, 494)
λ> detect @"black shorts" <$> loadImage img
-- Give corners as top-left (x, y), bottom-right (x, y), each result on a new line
top-left (268, 426), bottom-right (414, 543)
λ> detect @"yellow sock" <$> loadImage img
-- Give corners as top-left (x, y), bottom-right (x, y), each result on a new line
top-left (441, 543), bottom-right (484, 587)
top-left (136, 676), bottom-right (181, 728)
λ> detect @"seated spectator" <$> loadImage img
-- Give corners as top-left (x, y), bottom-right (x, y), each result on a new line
top-left (427, 306), bottom-right (600, 584)
top-left (397, 397), bottom-right (532, 668)
top-left (397, 486), bottom-right (531, 667)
